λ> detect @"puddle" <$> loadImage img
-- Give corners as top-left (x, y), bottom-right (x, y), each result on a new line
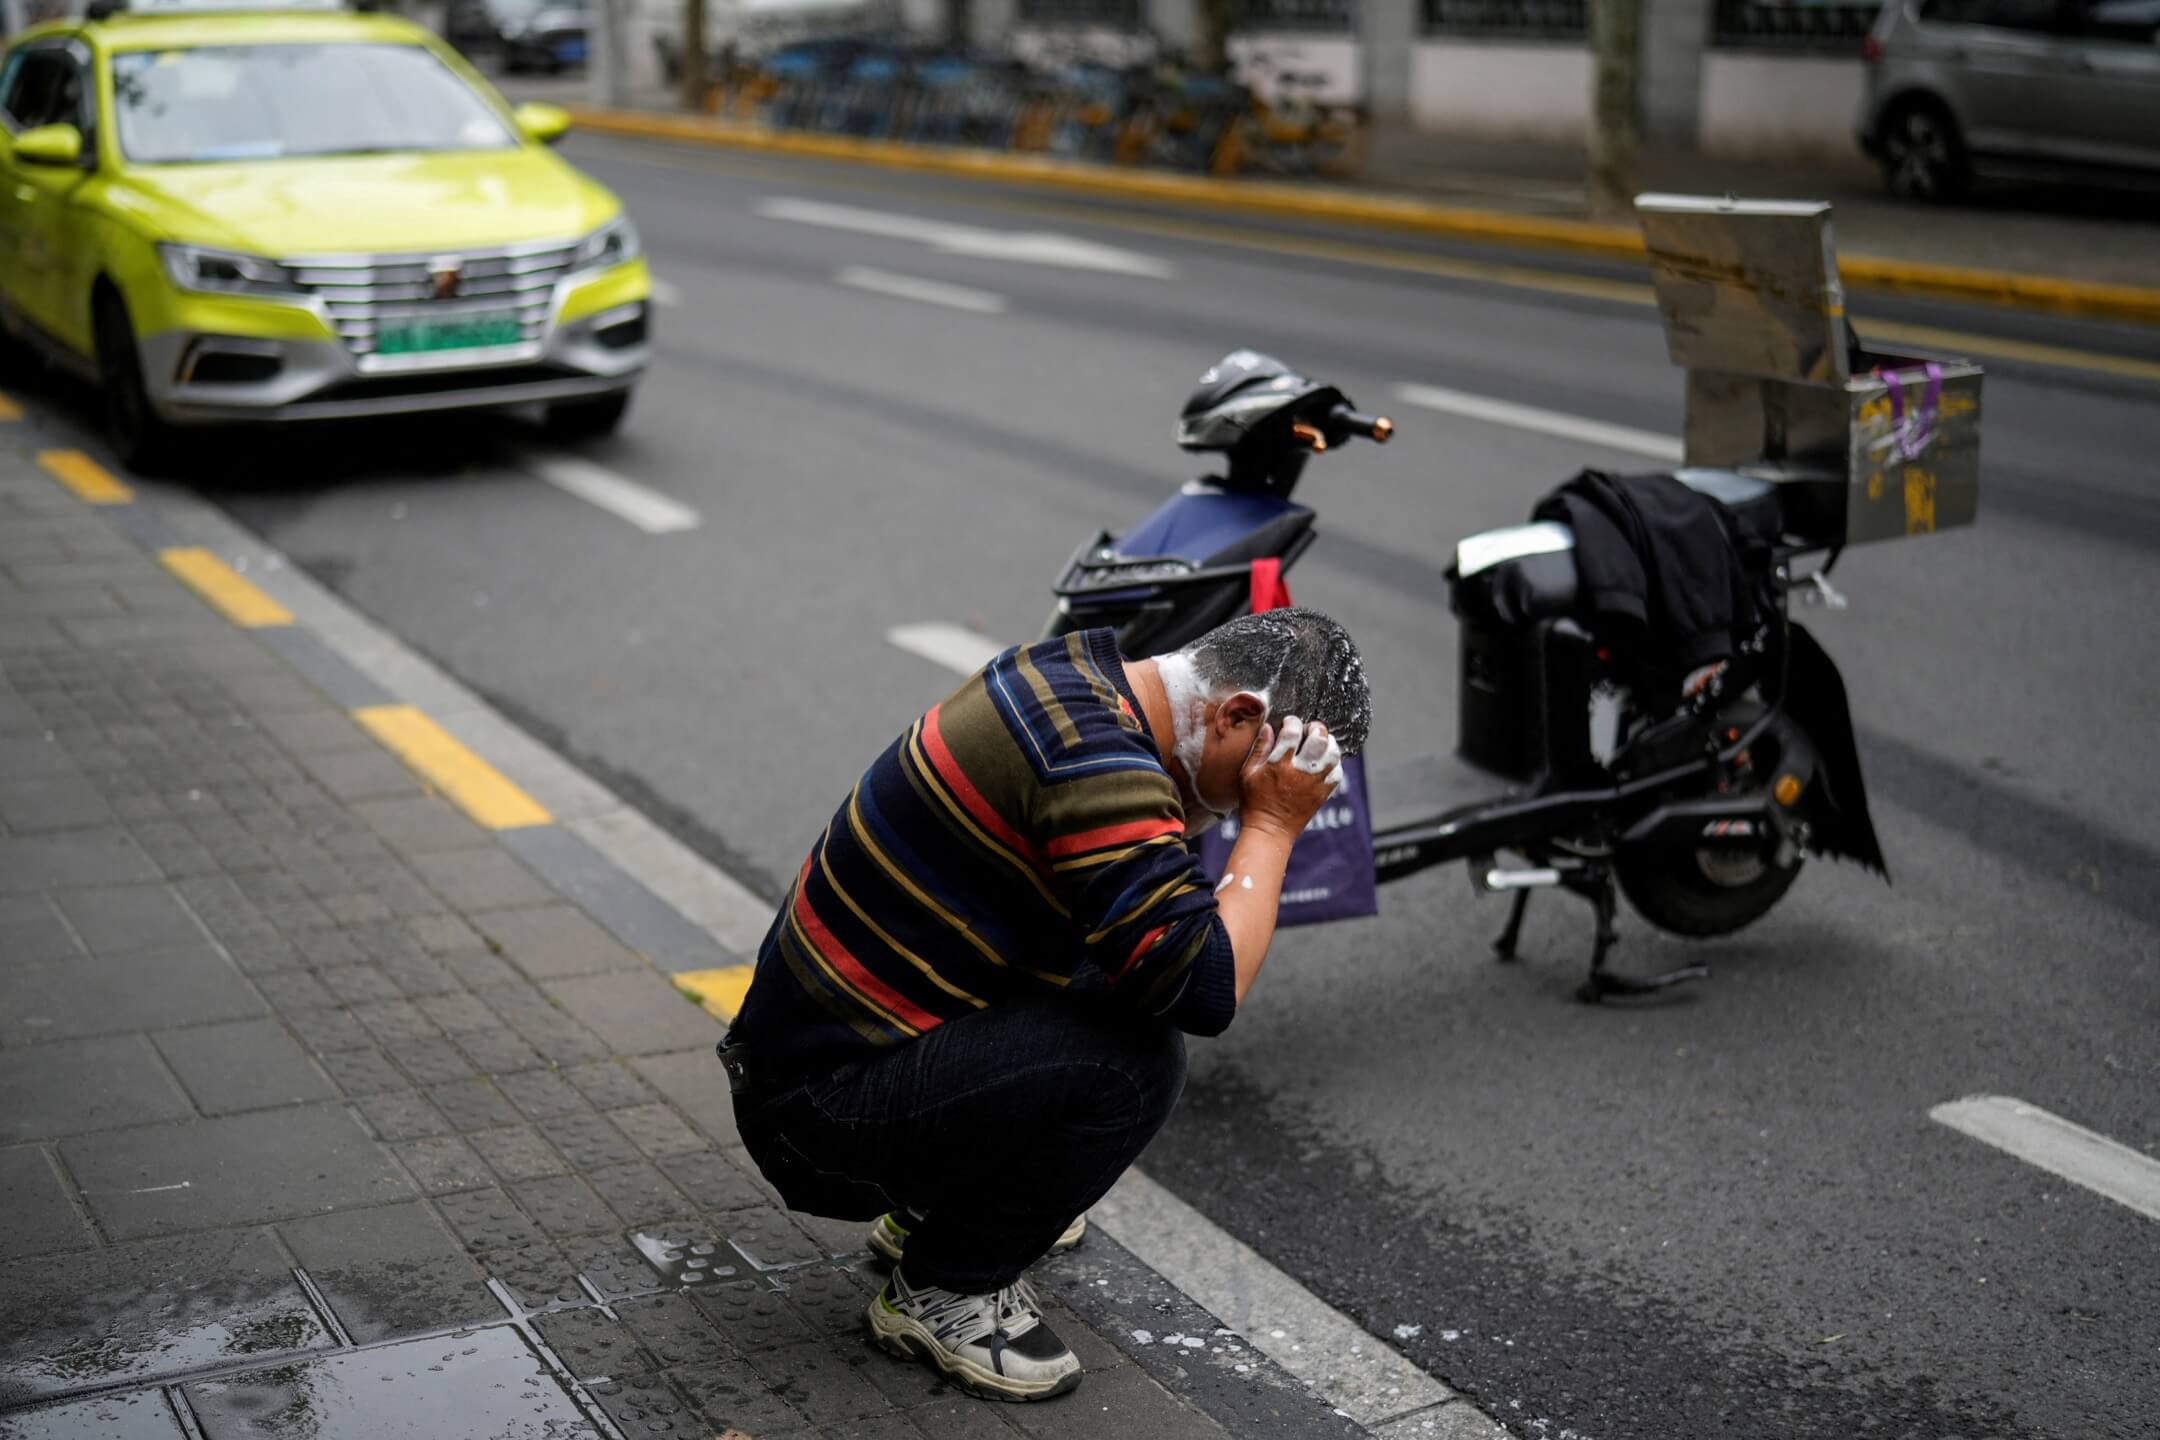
top-left (0, 1233), bottom-right (332, 1405)
top-left (628, 1233), bottom-right (735, 1291)
top-left (0, 1389), bottom-right (187, 1439)
top-left (182, 1327), bottom-right (599, 1440)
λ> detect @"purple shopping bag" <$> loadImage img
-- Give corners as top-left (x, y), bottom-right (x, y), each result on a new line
top-left (1198, 753), bottom-right (1378, 926)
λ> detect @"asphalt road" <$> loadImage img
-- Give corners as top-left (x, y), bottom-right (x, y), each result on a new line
top-left (32, 135), bottom-right (2160, 1438)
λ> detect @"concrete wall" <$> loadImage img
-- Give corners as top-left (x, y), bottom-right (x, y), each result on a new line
top-left (1697, 53), bottom-right (1867, 160)
top-left (1410, 42), bottom-right (1593, 145)
top-left (1227, 32), bottom-right (1361, 106)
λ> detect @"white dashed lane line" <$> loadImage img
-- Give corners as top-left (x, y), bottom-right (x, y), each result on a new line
top-left (1932, 1095), bottom-right (2160, 1222)
top-left (1394, 381), bottom-right (1684, 463)
top-left (886, 622), bottom-right (1007, 674)
top-left (835, 266), bottom-right (1008, 315)
top-left (523, 453), bottom-right (702, 535)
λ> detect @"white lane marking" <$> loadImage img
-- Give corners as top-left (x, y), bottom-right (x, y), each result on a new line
top-left (1394, 381), bottom-right (1684, 463)
top-left (649, 277), bottom-right (683, 307)
top-left (525, 455), bottom-right (701, 535)
top-left (757, 196), bottom-right (1175, 279)
top-left (1931, 1095), bottom-right (2160, 1222)
top-left (835, 266), bottom-right (1008, 315)
top-left (1096, 1170), bottom-right (1461, 1428)
top-left (886, 622), bottom-right (1006, 675)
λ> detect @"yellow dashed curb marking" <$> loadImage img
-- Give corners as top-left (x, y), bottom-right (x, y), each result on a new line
top-left (353, 703), bottom-right (553, 831)
top-left (39, 449), bottom-right (132, 504)
top-left (159, 547), bottom-right (295, 628)
top-left (0, 391), bottom-right (22, 421)
top-left (673, 964), bottom-right (758, 1023)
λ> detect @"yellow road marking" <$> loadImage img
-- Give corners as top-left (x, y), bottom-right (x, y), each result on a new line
top-left (0, 391), bottom-right (22, 421)
top-left (674, 964), bottom-right (757, 1022)
top-left (353, 704), bottom-right (553, 830)
top-left (159, 547), bottom-right (295, 628)
top-left (39, 449), bottom-right (132, 504)
top-left (607, 141), bottom-right (2160, 386)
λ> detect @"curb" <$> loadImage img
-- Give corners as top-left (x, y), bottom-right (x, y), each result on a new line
top-left (563, 105), bottom-right (2160, 327)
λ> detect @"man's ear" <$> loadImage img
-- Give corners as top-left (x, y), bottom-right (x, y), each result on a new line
top-left (1214, 691), bottom-right (1269, 736)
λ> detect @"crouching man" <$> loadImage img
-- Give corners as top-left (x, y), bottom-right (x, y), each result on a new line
top-left (720, 609), bottom-right (1370, 1401)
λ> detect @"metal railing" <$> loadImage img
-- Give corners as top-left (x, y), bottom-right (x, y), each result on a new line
top-left (1421, 0), bottom-right (1588, 40)
top-left (1711, 0), bottom-right (1880, 51)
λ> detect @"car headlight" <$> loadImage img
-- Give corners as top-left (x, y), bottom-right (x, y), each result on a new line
top-left (159, 244), bottom-right (305, 299)
top-left (572, 217), bottom-right (640, 273)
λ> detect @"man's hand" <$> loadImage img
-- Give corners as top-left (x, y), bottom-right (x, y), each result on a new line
top-left (1236, 716), bottom-right (1344, 842)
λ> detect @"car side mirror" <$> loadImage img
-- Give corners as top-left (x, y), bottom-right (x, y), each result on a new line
top-left (12, 123), bottom-right (84, 167)
top-left (514, 102), bottom-right (571, 146)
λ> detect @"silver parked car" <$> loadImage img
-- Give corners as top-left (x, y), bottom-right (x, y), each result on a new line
top-left (1858, 0), bottom-right (2160, 199)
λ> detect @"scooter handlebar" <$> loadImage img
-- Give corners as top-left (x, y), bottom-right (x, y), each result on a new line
top-left (1324, 404), bottom-right (1394, 445)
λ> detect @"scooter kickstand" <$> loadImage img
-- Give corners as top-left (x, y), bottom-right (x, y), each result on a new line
top-left (1574, 866), bottom-right (1711, 1003)
top-left (1493, 889), bottom-right (1530, 962)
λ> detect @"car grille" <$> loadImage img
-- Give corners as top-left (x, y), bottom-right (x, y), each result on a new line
top-left (283, 241), bottom-right (580, 358)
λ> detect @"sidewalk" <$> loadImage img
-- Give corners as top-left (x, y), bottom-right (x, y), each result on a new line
top-left (0, 435), bottom-right (1393, 1437)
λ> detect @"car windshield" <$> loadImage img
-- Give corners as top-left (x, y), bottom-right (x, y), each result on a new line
top-left (110, 43), bottom-right (517, 164)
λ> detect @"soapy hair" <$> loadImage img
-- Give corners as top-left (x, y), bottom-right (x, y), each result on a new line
top-left (1174, 608), bottom-right (1371, 754)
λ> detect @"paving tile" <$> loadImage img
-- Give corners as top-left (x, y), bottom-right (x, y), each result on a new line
top-left (0, 1144), bottom-right (94, 1261)
top-left (350, 1089), bottom-right (450, 1143)
top-left (316, 1045), bottom-right (407, 1097)
top-left (427, 1079), bottom-right (522, 1133)
top-left (825, 1411), bottom-right (943, 1440)
top-left (436, 1186), bottom-right (547, 1253)
top-left (48, 882), bottom-right (203, 955)
top-left (476, 903), bottom-right (643, 981)
top-left (544, 969), bottom-right (725, 1056)
top-left (586, 1161), bottom-right (699, 1228)
top-left (183, 1327), bottom-right (596, 1440)
top-left (281, 1005), bottom-right (370, 1054)
top-left (279, 1200), bottom-right (499, 1342)
top-left (0, 1228), bottom-right (332, 1405)
top-left (475, 1240), bottom-right (584, 1309)
top-left (616, 1292), bottom-right (736, 1369)
top-left (792, 1210), bottom-right (870, 1258)
top-left (319, 964), bottom-right (401, 1005)
top-left (776, 1265), bottom-right (879, 1338)
top-left (0, 828), bottom-right (159, 895)
top-left (724, 1206), bottom-right (828, 1271)
top-left (631, 1049), bottom-right (743, 1149)
top-left (0, 944), bottom-right (262, 1044)
top-left (899, 1398), bottom-right (1030, 1438)
top-left (671, 1357), bottom-right (811, 1437)
top-left (0, 1034), bottom-right (193, 1142)
top-left (562, 1060), bottom-right (655, 1110)
top-left (0, 1389), bottom-right (191, 1439)
top-left (249, 705), bottom-right (377, 758)
top-left (299, 746), bottom-right (425, 803)
top-left (382, 1036), bottom-right (478, 1086)
top-left (512, 1173), bottom-right (619, 1237)
top-left (744, 1338), bottom-right (892, 1427)
top-left (416, 990), bottom-right (496, 1035)
top-left (538, 1111), bottom-right (644, 1171)
top-left (605, 1102), bottom-right (710, 1160)
top-left (0, 894), bottom-right (79, 966)
top-left (496, 1068), bottom-right (589, 1121)
top-left (65, 1104), bottom-right (414, 1239)
top-left (152, 1018), bottom-right (336, 1115)
top-left (468, 1124), bottom-right (566, 1182)
top-left (562, 1232), bottom-right (662, 1301)
top-left (450, 1025), bottom-right (545, 1076)
top-left (0, 770), bottom-right (112, 832)
top-left (394, 1133), bottom-right (494, 1194)
top-left (657, 1149), bottom-right (774, 1215)
top-left (536, 1306), bottom-right (651, 1383)
top-left (585, 1373), bottom-right (705, 1439)
top-left (691, 1280), bottom-right (813, 1353)
top-left (348, 792), bottom-right (495, 857)
top-left (1004, 1362), bottom-right (1220, 1439)
top-left (482, 987), bottom-right (611, 1065)
top-left (408, 912), bottom-right (483, 955)
top-left (407, 848), bottom-right (555, 912)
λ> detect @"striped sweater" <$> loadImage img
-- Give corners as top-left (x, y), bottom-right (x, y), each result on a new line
top-left (733, 628), bottom-right (1236, 1078)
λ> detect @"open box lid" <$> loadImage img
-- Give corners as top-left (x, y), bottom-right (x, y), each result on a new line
top-left (1637, 193), bottom-right (1849, 387)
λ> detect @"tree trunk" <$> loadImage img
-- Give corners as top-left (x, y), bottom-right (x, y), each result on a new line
top-left (683, 0), bottom-right (709, 111)
top-left (945, 0), bottom-right (972, 50)
top-left (1586, 0), bottom-right (1641, 223)
top-left (1197, 0), bottom-right (1237, 73)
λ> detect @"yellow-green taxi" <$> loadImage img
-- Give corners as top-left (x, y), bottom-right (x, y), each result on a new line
top-left (0, 0), bottom-right (651, 468)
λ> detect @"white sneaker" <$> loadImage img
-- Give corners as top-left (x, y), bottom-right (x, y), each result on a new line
top-left (866, 1211), bottom-right (1087, 1265)
top-left (866, 1269), bottom-right (1083, 1401)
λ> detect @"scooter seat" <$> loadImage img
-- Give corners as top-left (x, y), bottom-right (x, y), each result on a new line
top-left (1674, 468), bottom-right (1784, 548)
top-left (1449, 521), bottom-right (1579, 626)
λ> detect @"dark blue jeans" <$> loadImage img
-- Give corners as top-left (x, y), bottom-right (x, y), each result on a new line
top-left (733, 989), bottom-right (1187, 1293)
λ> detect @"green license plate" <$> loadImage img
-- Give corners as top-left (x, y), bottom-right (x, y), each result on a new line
top-left (375, 313), bottom-right (524, 355)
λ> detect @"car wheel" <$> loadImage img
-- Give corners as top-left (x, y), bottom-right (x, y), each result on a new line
top-left (543, 390), bottom-right (632, 439)
top-left (94, 293), bottom-right (185, 476)
top-left (1879, 99), bottom-right (1968, 202)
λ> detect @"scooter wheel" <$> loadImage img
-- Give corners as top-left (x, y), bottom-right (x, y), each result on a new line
top-left (1615, 844), bottom-right (1803, 939)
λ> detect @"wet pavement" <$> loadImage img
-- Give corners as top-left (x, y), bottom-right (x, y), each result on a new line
top-left (0, 444), bottom-right (1368, 1438)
